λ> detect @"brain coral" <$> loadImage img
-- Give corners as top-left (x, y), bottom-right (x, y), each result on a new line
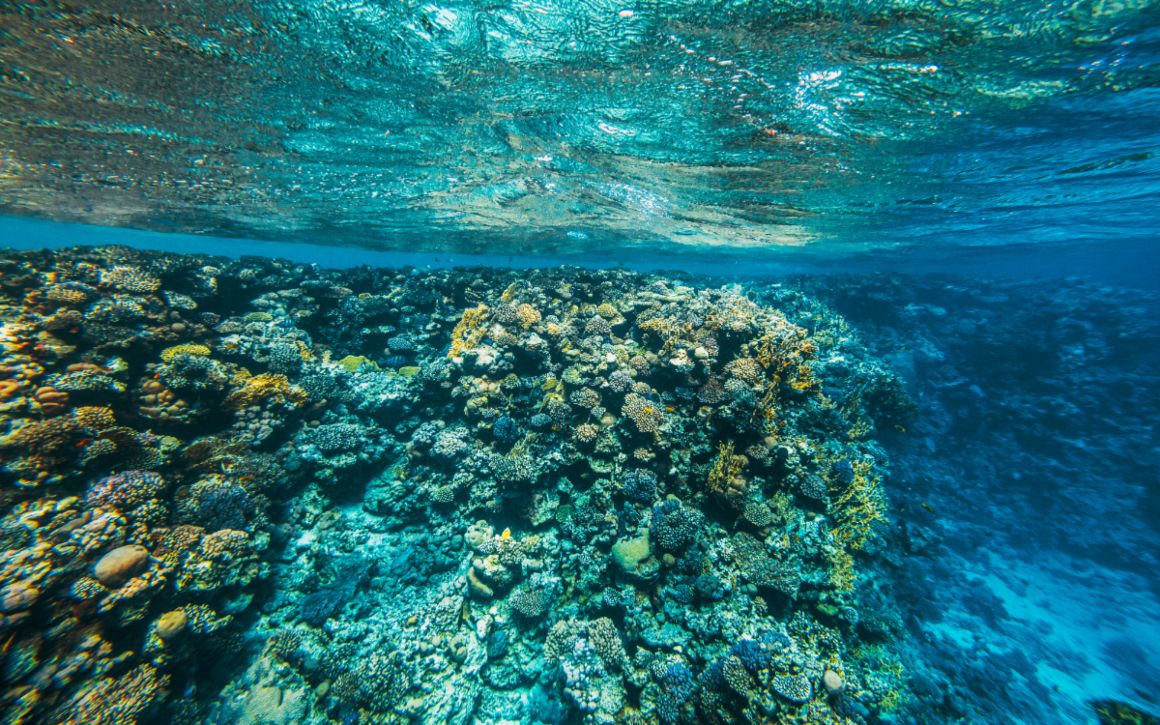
top-left (772, 673), bottom-right (813, 703)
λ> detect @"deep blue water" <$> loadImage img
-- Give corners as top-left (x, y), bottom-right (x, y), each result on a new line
top-left (1, 2), bottom-right (1158, 724)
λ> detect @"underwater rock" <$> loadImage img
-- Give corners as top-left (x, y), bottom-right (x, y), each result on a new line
top-left (155, 608), bottom-right (188, 640)
top-left (823, 668), bottom-right (845, 696)
top-left (0, 582), bottom-right (40, 613)
top-left (93, 544), bottom-right (150, 587)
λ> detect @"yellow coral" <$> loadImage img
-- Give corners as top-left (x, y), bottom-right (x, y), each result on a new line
top-left (295, 340), bottom-right (315, 362)
top-left (201, 528), bottom-right (250, 558)
top-left (225, 373), bottom-right (307, 410)
top-left (337, 355), bottom-right (377, 373)
top-left (725, 356), bottom-right (761, 383)
top-left (0, 416), bottom-right (78, 453)
top-left (515, 303), bottom-right (541, 329)
top-left (755, 387), bottom-right (780, 436)
top-left (847, 416), bottom-right (874, 441)
top-left (99, 265), bottom-right (161, 294)
top-left (707, 441), bottom-right (747, 505)
top-left (448, 304), bottom-right (490, 359)
top-left (752, 322), bottom-right (818, 397)
top-left (59, 663), bottom-right (169, 724)
top-left (831, 458), bottom-right (887, 551)
top-left (828, 546), bottom-right (856, 593)
top-left (160, 343), bottom-right (211, 363)
top-left (637, 316), bottom-right (680, 353)
top-left (789, 363), bottom-right (819, 392)
top-left (43, 285), bottom-right (91, 307)
top-left (622, 393), bottom-right (664, 435)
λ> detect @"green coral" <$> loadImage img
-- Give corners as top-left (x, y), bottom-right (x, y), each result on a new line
top-left (336, 354), bottom-right (377, 373)
top-left (611, 531), bottom-right (652, 577)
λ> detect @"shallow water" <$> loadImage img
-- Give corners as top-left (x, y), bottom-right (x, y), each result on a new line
top-left (0, 3), bottom-right (1159, 725)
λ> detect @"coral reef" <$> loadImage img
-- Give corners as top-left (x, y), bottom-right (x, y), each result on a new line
top-left (0, 246), bottom-right (910, 723)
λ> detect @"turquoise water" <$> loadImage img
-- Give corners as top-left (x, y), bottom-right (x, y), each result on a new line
top-left (0, 2), bottom-right (1158, 724)
top-left (3, 0), bottom-right (1160, 257)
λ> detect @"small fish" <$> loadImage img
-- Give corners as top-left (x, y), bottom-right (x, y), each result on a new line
top-left (920, 502), bottom-right (936, 515)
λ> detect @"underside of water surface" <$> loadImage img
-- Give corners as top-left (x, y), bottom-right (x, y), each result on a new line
top-left (2, 0), bottom-right (1159, 257)
top-left (0, 2), bottom-right (1159, 725)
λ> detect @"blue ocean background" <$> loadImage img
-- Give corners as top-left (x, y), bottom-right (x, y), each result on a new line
top-left (1, 1), bottom-right (1158, 722)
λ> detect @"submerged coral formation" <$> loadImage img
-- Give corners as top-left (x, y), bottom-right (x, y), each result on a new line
top-left (0, 247), bottom-right (913, 723)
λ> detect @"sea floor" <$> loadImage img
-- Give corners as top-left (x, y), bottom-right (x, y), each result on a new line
top-left (0, 245), bottom-right (1156, 725)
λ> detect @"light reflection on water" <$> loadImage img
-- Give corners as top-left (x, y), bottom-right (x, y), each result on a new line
top-left (0, 0), bottom-right (1157, 258)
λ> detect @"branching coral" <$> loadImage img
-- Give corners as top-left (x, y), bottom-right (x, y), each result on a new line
top-left (225, 372), bottom-right (306, 410)
top-left (707, 441), bottom-right (748, 506)
top-left (448, 304), bottom-right (490, 359)
top-left (828, 546), bottom-right (857, 593)
top-left (515, 303), bottom-right (541, 329)
top-left (830, 457), bottom-right (887, 551)
top-left (98, 265), bottom-right (162, 294)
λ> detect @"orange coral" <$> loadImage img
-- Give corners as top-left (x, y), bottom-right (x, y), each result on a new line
top-left (137, 379), bottom-right (190, 423)
top-left (33, 386), bottom-right (70, 414)
top-left (0, 378), bottom-right (25, 401)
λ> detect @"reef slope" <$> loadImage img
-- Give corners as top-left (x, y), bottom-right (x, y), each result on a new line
top-left (0, 246), bottom-right (911, 724)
